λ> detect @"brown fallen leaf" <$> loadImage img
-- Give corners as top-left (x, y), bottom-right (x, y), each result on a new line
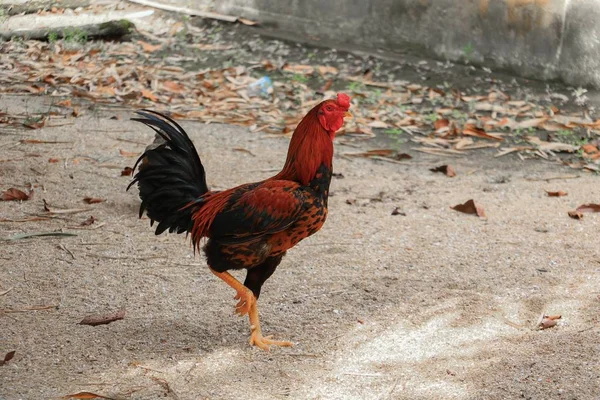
top-left (576, 203), bottom-right (600, 213)
top-left (545, 190), bottom-right (568, 197)
top-left (1, 188), bottom-right (32, 201)
top-left (538, 314), bottom-right (561, 330)
top-left (282, 64), bottom-right (314, 75)
top-left (391, 207), bottom-right (406, 216)
top-left (568, 210), bottom-right (583, 219)
top-left (317, 66), bottom-right (339, 76)
top-left (233, 148), bottom-right (256, 157)
top-left (62, 392), bottom-right (115, 399)
top-left (81, 216), bottom-right (97, 226)
top-left (581, 143), bottom-right (598, 154)
top-left (538, 318), bottom-right (557, 330)
top-left (451, 199), bottom-right (486, 217)
top-left (434, 118), bottom-right (449, 131)
top-left (23, 117), bottom-right (47, 129)
top-left (48, 158), bottom-right (60, 163)
top-left (162, 80), bottom-right (186, 94)
top-left (462, 124), bottom-right (503, 141)
top-left (83, 197), bottom-right (105, 204)
top-left (138, 40), bottom-right (162, 53)
top-left (119, 149), bottom-right (139, 157)
top-left (0, 350), bottom-right (15, 366)
top-left (348, 149), bottom-right (394, 158)
top-left (121, 166), bottom-right (134, 176)
top-left (141, 89), bottom-right (158, 102)
top-left (394, 153), bottom-right (413, 160)
top-left (56, 99), bottom-right (72, 107)
top-left (79, 309), bottom-right (125, 327)
top-left (430, 165), bottom-right (456, 177)
top-left (319, 79), bottom-right (333, 93)
top-left (238, 17), bottom-right (258, 26)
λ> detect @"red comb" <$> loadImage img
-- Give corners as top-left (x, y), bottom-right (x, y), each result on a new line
top-left (336, 93), bottom-right (350, 109)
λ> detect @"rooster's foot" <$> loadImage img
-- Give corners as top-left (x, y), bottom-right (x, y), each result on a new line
top-left (249, 327), bottom-right (293, 351)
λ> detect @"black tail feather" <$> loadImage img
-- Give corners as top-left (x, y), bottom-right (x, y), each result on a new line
top-left (128, 110), bottom-right (208, 235)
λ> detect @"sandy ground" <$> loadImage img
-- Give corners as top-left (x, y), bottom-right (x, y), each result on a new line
top-left (1, 94), bottom-right (600, 400)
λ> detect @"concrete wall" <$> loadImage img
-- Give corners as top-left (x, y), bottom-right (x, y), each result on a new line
top-left (215, 0), bottom-right (600, 88)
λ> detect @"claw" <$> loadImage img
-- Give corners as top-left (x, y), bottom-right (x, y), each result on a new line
top-left (234, 288), bottom-right (255, 316)
top-left (249, 329), bottom-right (293, 351)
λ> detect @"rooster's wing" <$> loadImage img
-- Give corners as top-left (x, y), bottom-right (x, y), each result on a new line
top-left (210, 180), bottom-right (308, 244)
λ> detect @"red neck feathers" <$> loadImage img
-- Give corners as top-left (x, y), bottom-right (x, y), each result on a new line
top-left (272, 104), bottom-right (333, 186)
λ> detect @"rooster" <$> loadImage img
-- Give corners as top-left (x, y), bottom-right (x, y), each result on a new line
top-left (128, 93), bottom-right (351, 350)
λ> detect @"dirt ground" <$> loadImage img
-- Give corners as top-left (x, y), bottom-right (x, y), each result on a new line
top-left (1, 93), bottom-right (600, 400)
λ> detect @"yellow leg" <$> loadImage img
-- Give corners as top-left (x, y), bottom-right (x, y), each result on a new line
top-left (210, 268), bottom-right (254, 316)
top-left (210, 267), bottom-right (293, 351)
top-left (248, 301), bottom-right (293, 351)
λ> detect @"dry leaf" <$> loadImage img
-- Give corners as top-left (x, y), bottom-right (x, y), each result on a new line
top-left (23, 117), bottom-right (47, 129)
top-left (0, 351), bottom-right (15, 366)
top-left (545, 190), bottom-right (567, 197)
top-left (317, 66), bottom-right (339, 76)
top-left (1, 188), bottom-right (32, 201)
top-left (367, 120), bottom-right (389, 129)
top-left (581, 144), bottom-right (598, 154)
top-left (79, 309), bottom-right (125, 326)
top-left (162, 80), bottom-right (186, 94)
top-left (515, 117), bottom-right (548, 130)
top-left (62, 392), bottom-right (114, 399)
top-left (56, 99), bottom-right (72, 107)
top-left (537, 315), bottom-right (561, 330)
top-left (434, 118), bottom-right (449, 131)
top-left (462, 124), bottom-right (503, 141)
top-left (83, 197), bottom-right (104, 204)
top-left (138, 40), bottom-right (162, 53)
top-left (451, 199), bottom-right (486, 217)
top-left (121, 167), bottom-right (134, 176)
top-left (348, 149), bottom-right (394, 158)
top-left (394, 153), bottom-right (412, 160)
top-left (576, 203), bottom-right (600, 213)
top-left (538, 318), bottom-right (557, 330)
top-left (391, 207), bottom-right (406, 216)
top-left (81, 216), bottom-right (97, 226)
top-left (527, 136), bottom-right (578, 153)
top-left (282, 64), bottom-right (314, 75)
top-left (238, 17), bottom-right (257, 26)
top-left (141, 89), bottom-right (158, 102)
top-left (119, 149), bottom-right (139, 157)
top-left (568, 210), bottom-right (583, 219)
top-left (319, 79), bottom-right (333, 92)
top-left (430, 165), bottom-right (456, 177)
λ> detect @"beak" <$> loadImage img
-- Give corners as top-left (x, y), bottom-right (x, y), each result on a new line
top-left (344, 111), bottom-right (353, 119)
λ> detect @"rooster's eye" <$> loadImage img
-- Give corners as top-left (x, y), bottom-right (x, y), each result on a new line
top-left (326, 106), bottom-right (333, 112)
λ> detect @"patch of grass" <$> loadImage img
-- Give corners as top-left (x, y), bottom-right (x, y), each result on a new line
top-left (555, 129), bottom-right (574, 138)
top-left (346, 81), bottom-right (364, 93)
top-left (47, 32), bottom-right (59, 44)
top-left (462, 42), bottom-right (475, 61)
top-left (384, 128), bottom-right (403, 136)
top-left (451, 109), bottom-right (468, 122)
top-left (0, 8), bottom-right (6, 23)
top-left (62, 28), bottom-right (88, 44)
top-left (383, 128), bottom-right (408, 147)
top-left (364, 89), bottom-right (382, 105)
top-left (423, 112), bottom-right (438, 124)
top-left (291, 73), bottom-right (308, 84)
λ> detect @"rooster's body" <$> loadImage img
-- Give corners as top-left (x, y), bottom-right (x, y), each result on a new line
top-left (129, 93), bottom-right (351, 349)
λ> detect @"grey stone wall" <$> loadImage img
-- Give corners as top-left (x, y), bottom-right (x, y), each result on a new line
top-left (215, 0), bottom-right (600, 88)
